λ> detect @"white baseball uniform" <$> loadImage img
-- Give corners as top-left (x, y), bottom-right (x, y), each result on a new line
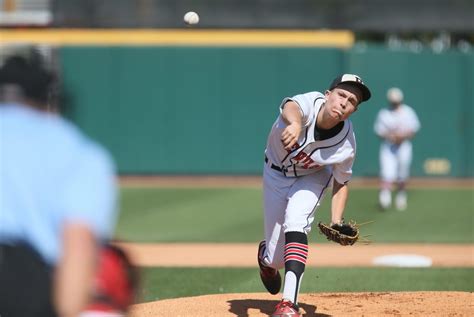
top-left (374, 104), bottom-right (420, 182)
top-left (262, 91), bottom-right (356, 269)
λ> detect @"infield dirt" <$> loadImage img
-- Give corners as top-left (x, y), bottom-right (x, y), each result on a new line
top-left (129, 291), bottom-right (472, 316)
top-left (118, 242), bottom-right (473, 268)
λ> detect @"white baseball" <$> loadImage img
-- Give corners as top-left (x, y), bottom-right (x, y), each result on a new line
top-left (184, 11), bottom-right (199, 25)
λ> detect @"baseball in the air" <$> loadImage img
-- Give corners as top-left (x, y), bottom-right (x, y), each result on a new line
top-left (184, 11), bottom-right (199, 25)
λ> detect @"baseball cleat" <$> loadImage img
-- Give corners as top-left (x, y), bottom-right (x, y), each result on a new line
top-left (258, 240), bottom-right (281, 295)
top-left (379, 189), bottom-right (392, 210)
top-left (395, 191), bottom-right (407, 211)
top-left (271, 300), bottom-right (301, 317)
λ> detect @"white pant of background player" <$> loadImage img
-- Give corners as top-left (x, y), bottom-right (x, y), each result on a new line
top-left (379, 140), bottom-right (413, 210)
top-left (262, 164), bottom-right (332, 299)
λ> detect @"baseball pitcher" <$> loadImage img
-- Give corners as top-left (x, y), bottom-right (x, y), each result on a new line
top-left (257, 74), bottom-right (372, 317)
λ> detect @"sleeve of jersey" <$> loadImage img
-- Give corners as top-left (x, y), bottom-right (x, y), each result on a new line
top-left (59, 143), bottom-right (118, 239)
top-left (279, 92), bottom-right (322, 127)
top-left (332, 154), bottom-right (354, 185)
top-left (332, 135), bottom-right (356, 185)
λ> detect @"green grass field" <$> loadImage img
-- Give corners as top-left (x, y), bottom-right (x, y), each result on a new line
top-left (116, 187), bottom-right (474, 243)
top-left (114, 186), bottom-right (474, 302)
top-left (139, 267), bottom-right (474, 302)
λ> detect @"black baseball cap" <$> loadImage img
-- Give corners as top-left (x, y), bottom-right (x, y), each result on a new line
top-left (329, 74), bottom-right (371, 102)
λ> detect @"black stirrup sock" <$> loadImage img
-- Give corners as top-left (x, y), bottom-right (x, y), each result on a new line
top-left (282, 231), bottom-right (308, 305)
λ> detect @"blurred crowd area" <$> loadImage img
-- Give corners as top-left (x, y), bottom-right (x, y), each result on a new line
top-left (0, 0), bottom-right (473, 53)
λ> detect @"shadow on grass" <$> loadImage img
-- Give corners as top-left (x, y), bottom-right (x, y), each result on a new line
top-left (228, 299), bottom-right (328, 317)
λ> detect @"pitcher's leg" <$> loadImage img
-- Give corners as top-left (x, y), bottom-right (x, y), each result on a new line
top-left (280, 170), bottom-right (332, 306)
top-left (282, 231), bottom-right (308, 305)
top-left (284, 169), bottom-right (332, 234)
top-left (262, 166), bottom-right (294, 269)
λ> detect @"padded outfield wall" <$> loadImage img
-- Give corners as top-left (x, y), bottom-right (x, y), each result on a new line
top-left (58, 45), bottom-right (473, 177)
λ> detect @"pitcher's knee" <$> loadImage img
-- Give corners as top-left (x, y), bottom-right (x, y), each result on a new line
top-left (283, 223), bottom-right (312, 235)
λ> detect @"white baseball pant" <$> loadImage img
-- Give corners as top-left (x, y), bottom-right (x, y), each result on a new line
top-left (262, 164), bottom-right (333, 269)
top-left (379, 141), bottom-right (413, 182)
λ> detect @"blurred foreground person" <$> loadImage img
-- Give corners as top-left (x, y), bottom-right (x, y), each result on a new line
top-left (0, 51), bottom-right (121, 317)
top-left (374, 87), bottom-right (420, 211)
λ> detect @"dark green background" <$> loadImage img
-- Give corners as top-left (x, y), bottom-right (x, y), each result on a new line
top-left (59, 46), bottom-right (474, 176)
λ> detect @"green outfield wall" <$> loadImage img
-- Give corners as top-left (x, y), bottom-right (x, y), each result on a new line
top-left (59, 46), bottom-right (474, 177)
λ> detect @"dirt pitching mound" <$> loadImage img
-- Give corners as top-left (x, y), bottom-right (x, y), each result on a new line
top-left (129, 291), bottom-right (472, 316)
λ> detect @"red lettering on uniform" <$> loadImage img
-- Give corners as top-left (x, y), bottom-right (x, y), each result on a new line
top-left (293, 152), bottom-right (306, 161)
top-left (293, 152), bottom-right (321, 169)
top-left (307, 163), bottom-right (322, 169)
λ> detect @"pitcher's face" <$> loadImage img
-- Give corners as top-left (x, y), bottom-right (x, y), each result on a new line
top-left (324, 83), bottom-right (363, 121)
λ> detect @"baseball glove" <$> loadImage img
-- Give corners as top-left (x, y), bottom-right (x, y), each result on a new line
top-left (317, 220), bottom-right (360, 246)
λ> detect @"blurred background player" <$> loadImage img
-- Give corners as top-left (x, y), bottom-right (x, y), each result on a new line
top-left (0, 49), bottom-right (123, 316)
top-left (374, 87), bottom-right (421, 211)
top-left (258, 74), bottom-right (371, 317)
